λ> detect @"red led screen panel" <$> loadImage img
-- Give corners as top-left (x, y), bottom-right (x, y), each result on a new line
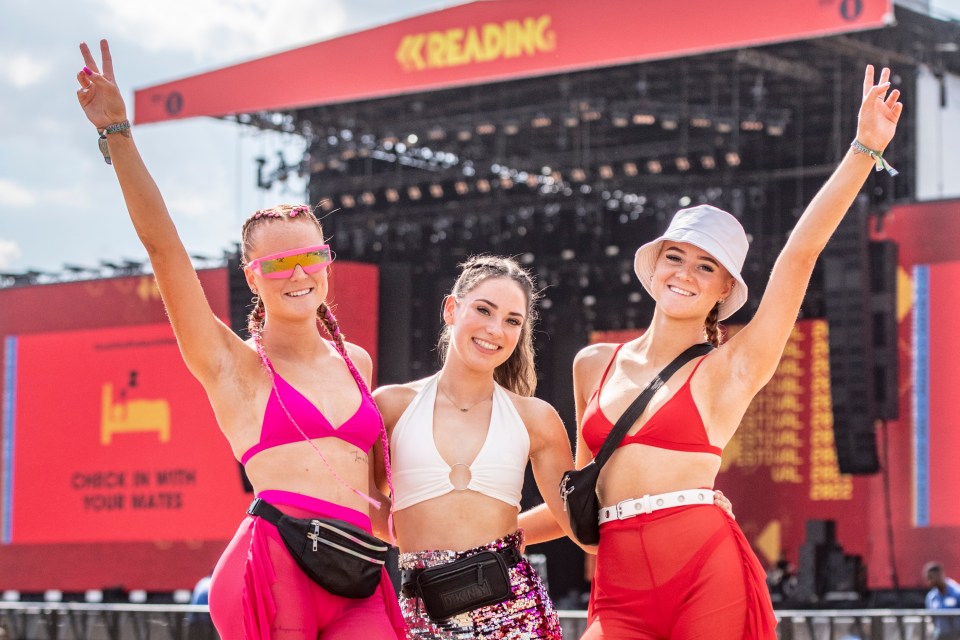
top-left (4, 323), bottom-right (248, 544)
top-left (0, 262), bottom-right (379, 589)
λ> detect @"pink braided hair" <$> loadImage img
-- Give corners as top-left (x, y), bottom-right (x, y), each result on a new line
top-left (251, 306), bottom-right (396, 543)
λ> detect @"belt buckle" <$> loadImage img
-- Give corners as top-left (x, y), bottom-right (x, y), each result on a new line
top-left (616, 495), bottom-right (651, 520)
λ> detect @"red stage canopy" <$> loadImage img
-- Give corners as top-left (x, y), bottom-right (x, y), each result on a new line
top-left (134, 0), bottom-right (894, 125)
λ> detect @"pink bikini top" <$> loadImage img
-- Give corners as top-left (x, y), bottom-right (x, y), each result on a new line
top-left (240, 363), bottom-right (380, 465)
top-left (581, 344), bottom-right (722, 458)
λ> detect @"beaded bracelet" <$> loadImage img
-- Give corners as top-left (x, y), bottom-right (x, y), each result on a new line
top-left (850, 139), bottom-right (898, 177)
top-left (97, 120), bottom-right (131, 165)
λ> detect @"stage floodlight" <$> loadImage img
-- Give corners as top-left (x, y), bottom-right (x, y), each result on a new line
top-left (531, 114), bottom-right (552, 128)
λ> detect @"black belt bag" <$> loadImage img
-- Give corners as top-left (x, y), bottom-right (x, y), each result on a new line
top-left (401, 546), bottom-right (521, 620)
top-left (247, 498), bottom-right (389, 599)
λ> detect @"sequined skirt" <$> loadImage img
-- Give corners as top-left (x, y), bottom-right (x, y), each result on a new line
top-left (398, 530), bottom-right (562, 640)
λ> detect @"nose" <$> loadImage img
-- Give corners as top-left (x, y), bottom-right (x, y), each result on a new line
top-left (289, 263), bottom-right (309, 279)
top-left (485, 316), bottom-right (504, 338)
top-left (675, 261), bottom-right (696, 281)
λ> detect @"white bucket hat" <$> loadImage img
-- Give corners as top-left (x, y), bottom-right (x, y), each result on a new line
top-left (633, 205), bottom-right (749, 321)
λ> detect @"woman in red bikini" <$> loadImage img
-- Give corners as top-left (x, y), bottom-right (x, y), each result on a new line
top-left (76, 40), bottom-right (404, 639)
top-left (575, 65), bottom-right (903, 639)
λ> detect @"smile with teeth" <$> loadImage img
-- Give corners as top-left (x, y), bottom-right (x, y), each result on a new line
top-left (668, 285), bottom-right (695, 297)
top-left (285, 288), bottom-right (313, 298)
top-left (473, 337), bottom-right (501, 351)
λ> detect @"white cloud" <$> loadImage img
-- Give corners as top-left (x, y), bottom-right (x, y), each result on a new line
top-left (0, 179), bottom-right (37, 207)
top-left (2, 54), bottom-right (53, 89)
top-left (0, 239), bottom-right (23, 269)
top-left (92, 0), bottom-right (349, 64)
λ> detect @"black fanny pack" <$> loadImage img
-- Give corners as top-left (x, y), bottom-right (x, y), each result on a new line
top-left (247, 498), bottom-right (389, 599)
top-left (400, 546), bottom-right (521, 620)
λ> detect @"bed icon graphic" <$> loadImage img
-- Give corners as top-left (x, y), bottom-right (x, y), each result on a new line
top-left (100, 383), bottom-right (171, 445)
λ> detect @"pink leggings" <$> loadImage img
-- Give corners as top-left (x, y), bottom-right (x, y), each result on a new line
top-left (582, 504), bottom-right (777, 640)
top-left (209, 490), bottom-right (406, 640)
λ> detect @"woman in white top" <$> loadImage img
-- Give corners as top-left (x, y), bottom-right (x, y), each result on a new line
top-left (373, 256), bottom-right (732, 639)
top-left (373, 256), bottom-right (572, 639)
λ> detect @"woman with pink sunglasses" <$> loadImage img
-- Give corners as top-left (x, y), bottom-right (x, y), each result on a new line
top-left (76, 40), bottom-right (405, 639)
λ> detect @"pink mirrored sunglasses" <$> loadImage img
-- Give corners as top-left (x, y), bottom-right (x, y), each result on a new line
top-left (247, 245), bottom-right (333, 279)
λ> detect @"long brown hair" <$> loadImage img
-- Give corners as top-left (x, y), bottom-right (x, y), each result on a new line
top-left (437, 255), bottom-right (540, 396)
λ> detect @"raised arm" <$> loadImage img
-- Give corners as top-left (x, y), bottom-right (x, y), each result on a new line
top-left (77, 40), bottom-right (242, 385)
top-left (721, 65), bottom-right (903, 397)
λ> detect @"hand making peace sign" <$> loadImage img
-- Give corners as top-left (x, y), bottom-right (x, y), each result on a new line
top-left (76, 39), bottom-right (127, 130)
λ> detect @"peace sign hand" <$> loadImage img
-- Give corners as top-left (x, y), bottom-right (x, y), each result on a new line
top-left (76, 39), bottom-right (127, 129)
top-left (856, 64), bottom-right (903, 153)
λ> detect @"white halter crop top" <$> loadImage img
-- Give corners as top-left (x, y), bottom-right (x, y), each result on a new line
top-left (390, 373), bottom-right (531, 511)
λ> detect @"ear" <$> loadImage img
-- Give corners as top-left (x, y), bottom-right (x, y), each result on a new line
top-left (441, 295), bottom-right (457, 326)
top-left (244, 267), bottom-right (258, 293)
top-left (721, 277), bottom-right (736, 301)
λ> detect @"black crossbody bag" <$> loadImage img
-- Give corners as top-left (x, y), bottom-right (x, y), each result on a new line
top-left (247, 498), bottom-right (389, 599)
top-left (400, 545), bottom-right (524, 621)
top-left (560, 343), bottom-right (713, 545)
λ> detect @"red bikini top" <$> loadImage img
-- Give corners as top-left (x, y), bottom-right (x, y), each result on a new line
top-left (581, 344), bottom-right (722, 458)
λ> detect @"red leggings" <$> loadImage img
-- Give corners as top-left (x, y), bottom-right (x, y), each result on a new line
top-left (209, 490), bottom-right (405, 640)
top-left (582, 504), bottom-right (777, 640)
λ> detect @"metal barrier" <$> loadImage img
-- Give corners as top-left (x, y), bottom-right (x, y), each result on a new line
top-left (556, 609), bottom-right (960, 640)
top-left (0, 603), bottom-right (212, 640)
top-left (3, 603), bottom-right (959, 639)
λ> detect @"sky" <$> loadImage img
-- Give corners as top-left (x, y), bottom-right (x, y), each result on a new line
top-left (0, 0), bottom-right (459, 276)
top-left (1, 0), bottom-right (958, 276)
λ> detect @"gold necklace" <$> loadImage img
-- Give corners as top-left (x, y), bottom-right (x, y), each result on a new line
top-left (437, 381), bottom-right (492, 412)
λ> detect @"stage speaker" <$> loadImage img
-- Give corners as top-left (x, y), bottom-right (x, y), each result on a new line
top-left (869, 240), bottom-right (899, 421)
top-left (822, 197), bottom-right (883, 474)
top-left (227, 250), bottom-right (255, 339)
top-left (377, 263), bottom-right (413, 385)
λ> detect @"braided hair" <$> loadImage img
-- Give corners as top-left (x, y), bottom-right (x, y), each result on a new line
top-left (241, 204), bottom-right (327, 339)
top-left (704, 302), bottom-right (723, 348)
top-left (243, 204), bottom-right (395, 536)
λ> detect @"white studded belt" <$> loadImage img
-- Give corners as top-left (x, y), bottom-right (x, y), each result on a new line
top-left (597, 489), bottom-right (715, 524)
